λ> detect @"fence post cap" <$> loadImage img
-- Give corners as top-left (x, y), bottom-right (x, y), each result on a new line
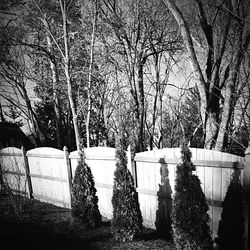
top-left (63, 146), bottom-right (68, 152)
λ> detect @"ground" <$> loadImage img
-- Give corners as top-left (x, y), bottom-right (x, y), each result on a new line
top-left (0, 192), bottom-right (175, 249)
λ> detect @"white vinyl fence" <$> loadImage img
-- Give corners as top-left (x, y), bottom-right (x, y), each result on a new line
top-left (134, 148), bottom-right (244, 235)
top-left (0, 146), bottom-right (249, 244)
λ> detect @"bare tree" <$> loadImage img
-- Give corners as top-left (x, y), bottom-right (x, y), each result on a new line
top-left (100, 0), bottom-right (180, 152)
top-left (42, 18), bottom-right (63, 149)
top-left (145, 55), bottom-right (173, 150)
top-left (84, 0), bottom-right (99, 148)
top-left (60, 0), bottom-right (81, 151)
top-left (0, 0), bottom-right (65, 148)
top-left (32, 0), bottom-right (81, 151)
top-left (0, 32), bottom-right (46, 146)
top-left (163, 0), bottom-right (250, 150)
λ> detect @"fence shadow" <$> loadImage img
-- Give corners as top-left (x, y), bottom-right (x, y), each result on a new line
top-left (217, 166), bottom-right (244, 250)
top-left (155, 158), bottom-right (172, 240)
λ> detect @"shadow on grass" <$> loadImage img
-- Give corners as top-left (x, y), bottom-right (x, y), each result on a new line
top-left (0, 232), bottom-right (110, 249)
top-left (0, 218), bottom-right (112, 250)
top-left (0, 192), bottom-right (175, 249)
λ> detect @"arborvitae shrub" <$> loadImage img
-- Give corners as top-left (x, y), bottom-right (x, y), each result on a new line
top-left (172, 142), bottom-right (214, 250)
top-left (71, 153), bottom-right (101, 229)
top-left (111, 143), bottom-right (143, 242)
top-left (217, 168), bottom-right (244, 250)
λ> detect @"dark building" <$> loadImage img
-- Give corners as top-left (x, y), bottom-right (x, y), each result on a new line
top-left (0, 122), bottom-right (33, 150)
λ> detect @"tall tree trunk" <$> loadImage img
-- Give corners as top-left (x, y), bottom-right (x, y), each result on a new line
top-left (150, 88), bottom-right (158, 150)
top-left (61, 1), bottom-right (80, 152)
top-left (158, 93), bottom-right (163, 149)
top-left (164, 0), bottom-right (249, 151)
top-left (0, 102), bottom-right (5, 122)
top-left (163, 0), bottom-right (208, 145)
top-left (158, 56), bottom-right (169, 149)
top-left (86, 2), bottom-right (98, 148)
top-left (150, 53), bottom-right (161, 150)
top-left (52, 71), bottom-right (63, 149)
top-left (23, 86), bottom-right (46, 146)
top-left (136, 60), bottom-right (146, 152)
top-left (45, 31), bottom-right (63, 149)
top-left (215, 25), bottom-right (243, 150)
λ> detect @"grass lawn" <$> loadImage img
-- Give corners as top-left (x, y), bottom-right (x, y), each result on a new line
top-left (0, 192), bottom-right (175, 249)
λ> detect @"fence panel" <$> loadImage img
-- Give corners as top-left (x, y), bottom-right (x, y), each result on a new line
top-left (134, 148), bottom-right (244, 237)
top-left (69, 147), bottom-right (116, 219)
top-left (0, 145), bottom-right (246, 241)
top-left (0, 147), bottom-right (27, 193)
top-left (27, 147), bottom-right (70, 208)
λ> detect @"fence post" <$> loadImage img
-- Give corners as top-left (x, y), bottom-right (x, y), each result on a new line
top-left (127, 145), bottom-right (132, 173)
top-left (22, 146), bottom-right (33, 199)
top-left (64, 146), bottom-right (73, 208)
top-left (244, 145), bottom-right (250, 250)
top-left (127, 145), bottom-right (137, 187)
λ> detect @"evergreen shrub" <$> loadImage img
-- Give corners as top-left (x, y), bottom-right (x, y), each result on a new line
top-left (111, 143), bottom-right (143, 242)
top-left (71, 153), bottom-right (101, 229)
top-left (171, 142), bottom-right (214, 249)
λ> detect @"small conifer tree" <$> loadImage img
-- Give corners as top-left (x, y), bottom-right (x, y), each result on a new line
top-left (71, 151), bottom-right (101, 229)
top-left (172, 142), bottom-right (214, 250)
top-left (111, 139), bottom-right (143, 242)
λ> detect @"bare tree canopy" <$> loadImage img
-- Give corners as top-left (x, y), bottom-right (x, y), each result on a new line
top-left (0, 0), bottom-right (249, 154)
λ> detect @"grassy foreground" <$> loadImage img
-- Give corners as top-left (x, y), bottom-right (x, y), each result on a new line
top-left (0, 193), bottom-right (175, 249)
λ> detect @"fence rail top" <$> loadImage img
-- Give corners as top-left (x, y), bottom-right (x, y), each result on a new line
top-left (69, 155), bottom-right (116, 161)
top-left (135, 155), bottom-right (244, 168)
top-left (0, 146), bottom-right (244, 165)
top-left (69, 147), bottom-right (116, 159)
top-left (136, 147), bottom-right (243, 162)
top-left (0, 147), bottom-right (23, 156)
top-left (26, 147), bottom-right (64, 158)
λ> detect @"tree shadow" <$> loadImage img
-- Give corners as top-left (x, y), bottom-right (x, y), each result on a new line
top-left (217, 165), bottom-right (244, 250)
top-left (155, 158), bottom-right (173, 240)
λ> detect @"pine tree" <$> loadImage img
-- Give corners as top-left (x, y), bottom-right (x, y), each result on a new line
top-left (111, 140), bottom-right (143, 242)
top-left (71, 151), bottom-right (101, 229)
top-left (172, 142), bottom-right (214, 249)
